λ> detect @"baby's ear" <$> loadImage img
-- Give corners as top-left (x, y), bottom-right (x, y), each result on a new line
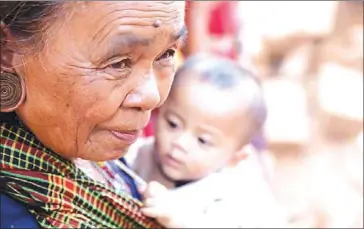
top-left (229, 144), bottom-right (255, 167)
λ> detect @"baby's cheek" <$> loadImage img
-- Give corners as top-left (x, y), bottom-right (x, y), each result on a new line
top-left (189, 160), bottom-right (211, 178)
top-left (157, 130), bottom-right (173, 153)
top-left (196, 154), bottom-right (223, 175)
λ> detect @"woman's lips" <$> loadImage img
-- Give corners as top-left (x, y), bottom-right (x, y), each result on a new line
top-left (110, 130), bottom-right (140, 144)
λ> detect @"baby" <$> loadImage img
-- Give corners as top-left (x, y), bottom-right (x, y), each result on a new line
top-left (125, 54), bottom-right (287, 228)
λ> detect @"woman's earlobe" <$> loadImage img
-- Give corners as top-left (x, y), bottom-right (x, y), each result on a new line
top-left (1, 21), bottom-right (26, 112)
top-left (0, 71), bottom-right (26, 112)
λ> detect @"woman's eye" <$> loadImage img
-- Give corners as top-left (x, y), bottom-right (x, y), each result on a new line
top-left (108, 59), bottom-right (131, 69)
top-left (157, 49), bottom-right (176, 61)
top-left (101, 58), bottom-right (132, 79)
top-left (167, 119), bottom-right (178, 129)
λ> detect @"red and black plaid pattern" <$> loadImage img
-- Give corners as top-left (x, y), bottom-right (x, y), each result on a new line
top-left (0, 122), bottom-right (163, 228)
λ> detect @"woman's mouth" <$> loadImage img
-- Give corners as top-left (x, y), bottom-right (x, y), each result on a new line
top-left (109, 130), bottom-right (141, 144)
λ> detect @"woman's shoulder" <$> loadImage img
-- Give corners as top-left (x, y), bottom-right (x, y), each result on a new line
top-left (0, 193), bottom-right (41, 229)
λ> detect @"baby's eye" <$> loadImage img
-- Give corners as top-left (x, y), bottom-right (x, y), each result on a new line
top-left (156, 49), bottom-right (176, 62)
top-left (167, 119), bottom-right (178, 129)
top-left (197, 137), bottom-right (209, 145)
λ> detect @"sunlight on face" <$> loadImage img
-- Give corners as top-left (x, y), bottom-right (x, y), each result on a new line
top-left (17, 1), bottom-right (186, 160)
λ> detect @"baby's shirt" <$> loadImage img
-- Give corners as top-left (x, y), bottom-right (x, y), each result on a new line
top-left (125, 137), bottom-right (175, 189)
top-left (125, 137), bottom-right (287, 228)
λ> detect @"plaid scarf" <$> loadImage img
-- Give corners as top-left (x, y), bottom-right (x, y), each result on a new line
top-left (0, 121), bottom-right (162, 228)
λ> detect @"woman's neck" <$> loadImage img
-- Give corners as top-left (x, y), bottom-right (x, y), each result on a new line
top-left (74, 158), bottom-right (109, 184)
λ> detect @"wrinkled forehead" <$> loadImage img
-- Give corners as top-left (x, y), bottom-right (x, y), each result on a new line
top-left (54, 1), bottom-right (186, 54)
top-left (74, 1), bottom-right (185, 22)
top-left (84, 1), bottom-right (185, 37)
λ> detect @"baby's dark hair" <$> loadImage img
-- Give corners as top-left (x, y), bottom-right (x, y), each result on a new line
top-left (173, 53), bottom-right (267, 142)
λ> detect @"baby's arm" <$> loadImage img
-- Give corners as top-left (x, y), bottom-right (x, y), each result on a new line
top-left (184, 178), bottom-right (288, 228)
top-left (141, 180), bottom-right (287, 228)
top-left (141, 157), bottom-right (288, 228)
top-left (177, 175), bottom-right (287, 228)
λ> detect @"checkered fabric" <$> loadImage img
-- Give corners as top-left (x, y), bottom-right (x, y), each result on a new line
top-left (0, 122), bottom-right (163, 228)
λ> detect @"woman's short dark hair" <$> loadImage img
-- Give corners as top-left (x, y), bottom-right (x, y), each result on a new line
top-left (0, 1), bottom-right (63, 49)
top-left (1, 2), bottom-right (64, 121)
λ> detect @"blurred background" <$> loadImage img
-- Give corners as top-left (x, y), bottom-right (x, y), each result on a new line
top-left (144, 1), bottom-right (363, 228)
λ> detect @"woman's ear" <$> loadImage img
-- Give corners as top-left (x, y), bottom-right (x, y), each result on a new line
top-left (1, 22), bottom-right (21, 73)
top-left (1, 22), bottom-right (27, 112)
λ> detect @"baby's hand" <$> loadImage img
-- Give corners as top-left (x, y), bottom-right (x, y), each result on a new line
top-left (141, 181), bottom-right (190, 228)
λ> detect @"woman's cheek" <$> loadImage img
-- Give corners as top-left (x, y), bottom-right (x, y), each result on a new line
top-left (81, 86), bottom-right (125, 124)
top-left (157, 73), bottom-right (175, 105)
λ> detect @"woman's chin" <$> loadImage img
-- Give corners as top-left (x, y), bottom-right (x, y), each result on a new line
top-left (101, 150), bottom-right (128, 162)
top-left (78, 147), bottom-right (129, 162)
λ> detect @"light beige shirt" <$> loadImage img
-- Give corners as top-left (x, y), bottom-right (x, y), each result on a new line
top-left (125, 137), bottom-right (288, 228)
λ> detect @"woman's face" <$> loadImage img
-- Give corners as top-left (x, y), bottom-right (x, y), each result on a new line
top-left (11, 1), bottom-right (186, 161)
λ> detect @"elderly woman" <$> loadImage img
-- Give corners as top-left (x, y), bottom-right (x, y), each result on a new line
top-left (0, 1), bottom-right (186, 228)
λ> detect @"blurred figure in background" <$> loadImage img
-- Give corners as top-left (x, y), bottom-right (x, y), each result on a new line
top-left (237, 1), bottom-right (363, 228)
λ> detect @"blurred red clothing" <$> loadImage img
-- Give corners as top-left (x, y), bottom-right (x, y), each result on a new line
top-left (185, 1), bottom-right (239, 36)
top-left (208, 2), bottom-right (239, 35)
top-left (209, 1), bottom-right (239, 59)
top-left (185, 1), bottom-right (239, 59)
top-left (142, 109), bottom-right (159, 137)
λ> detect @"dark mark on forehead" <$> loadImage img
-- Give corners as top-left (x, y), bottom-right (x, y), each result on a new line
top-left (152, 20), bottom-right (161, 28)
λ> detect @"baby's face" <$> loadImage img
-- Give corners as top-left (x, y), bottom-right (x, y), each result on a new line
top-left (155, 76), bottom-right (251, 181)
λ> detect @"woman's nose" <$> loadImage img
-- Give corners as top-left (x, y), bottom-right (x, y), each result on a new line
top-left (123, 73), bottom-right (161, 111)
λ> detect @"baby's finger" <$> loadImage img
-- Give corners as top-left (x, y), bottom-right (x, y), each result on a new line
top-left (137, 184), bottom-right (146, 195)
top-left (143, 181), bottom-right (168, 199)
top-left (143, 197), bottom-right (159, 208)
top-left (141, 206), bottom-right (165, 219)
